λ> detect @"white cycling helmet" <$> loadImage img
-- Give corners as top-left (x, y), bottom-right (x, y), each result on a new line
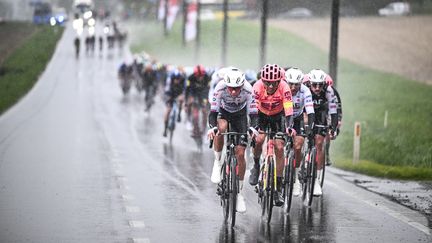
top-left (308, 69), bottom-right (327, 83)
top-left (216, 66), bottom-right (237, 80)
top-left (224, 68), bottom-right (245, 88)
top-left (285, 67), bottom-right (304, 84)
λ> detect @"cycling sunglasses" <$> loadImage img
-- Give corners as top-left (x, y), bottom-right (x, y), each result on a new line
top-left (227, 86), bottom-right (242, 92)
top-left (288, 82), bottom-right (301, 87)
top-left (311, 83), bottom-right (324, 88)
top-left (263, 80), bottom-right (280, 87)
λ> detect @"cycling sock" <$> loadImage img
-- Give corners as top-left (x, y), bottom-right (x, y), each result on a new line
top-left (214, 151), bottom-right (222, 161)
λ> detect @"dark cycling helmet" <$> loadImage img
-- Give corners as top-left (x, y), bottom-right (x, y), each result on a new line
top-left (193, 64), bottom-right (206, 77)
top-left (171, 70), bottom-right (183, 80)
top-left (260, 64), bottom-right (284, 82)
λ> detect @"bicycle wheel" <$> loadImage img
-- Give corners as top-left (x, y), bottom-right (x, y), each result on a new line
top-left (283, 151), bottom-right (295, 214)
top-left (229, 156), bottom-right (238, 227)
top-left (305, 148), bottom-right (317, 207)
top-left (263, 158), bottom-right (274, 224)
top-left (220, 161), bottom-right (229, 223)
top-left (168, 107), bottom-right (176, 143)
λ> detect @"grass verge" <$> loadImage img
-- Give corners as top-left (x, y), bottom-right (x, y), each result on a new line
top-left (128, 19), bottom-right (432, 179)
top-left (0, 23), bottom-right (64, 115)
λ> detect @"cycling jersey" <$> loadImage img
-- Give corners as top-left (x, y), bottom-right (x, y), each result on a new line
top-left (210, 80), bottom-right (257, 118)
top-left (186, 73), bottom-right (211, 97)
top-left (208, 69), bottom-right (225, 101)
top-left (165, 74), bottom-right (186, 99)
top-left (253, 80), bottom-right (293, 117)
top-left (292, 84), bottom-right (314, 118)
top-left (312, 85), bottom-right (338, 136)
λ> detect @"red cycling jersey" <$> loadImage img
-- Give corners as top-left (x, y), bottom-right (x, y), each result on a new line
top-left (253, 80), bottom-right (293, 116)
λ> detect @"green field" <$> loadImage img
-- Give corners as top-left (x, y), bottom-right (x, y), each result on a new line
top-left (0, 23), bottom-right (64, 115)
top-left (128, 19), bottom-right (432, 180)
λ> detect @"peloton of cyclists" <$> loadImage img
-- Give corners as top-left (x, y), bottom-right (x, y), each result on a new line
top-left (248, 64), bottom-right (296, 207)
top-left (163, 69), bottom-right (187, 137)
top-left (207, 67), bottom-right (258, 213)
top-left (284, 67), bottom-right (316, 197)
top-left (303, 68), bottom-right (339, 196)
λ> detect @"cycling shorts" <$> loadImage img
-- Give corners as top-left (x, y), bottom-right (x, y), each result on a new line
top-left (217, 107), bottom-right (248, 147)
top-left (257, 111), bottom-right (286, 141)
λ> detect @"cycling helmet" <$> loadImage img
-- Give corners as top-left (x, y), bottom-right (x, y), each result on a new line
top-left (325, 75), bottom-right (334, 86)
top-left (308, 69), bottom-right (327, 83)
top-left (224, 68), bottom-right (245, 88)
top-left (216, 66), bottom-right (237, 80)
top-left (171, 70), bottom-right (183, 80)
top-left (285, 67), bottom-right (304, 84)
top-left (244, 69), bottom-right (257, 82)
top-left (193, 64), bottom-right (206, 77)
top-left (260, 64), bottom-right (284, 82)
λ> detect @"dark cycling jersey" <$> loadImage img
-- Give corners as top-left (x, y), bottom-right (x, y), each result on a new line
top-left (186, 73), bottom-right (211, 98)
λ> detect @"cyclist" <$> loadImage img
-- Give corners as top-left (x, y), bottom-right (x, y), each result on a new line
top-left (208, 67), bottom-right (231, 102)
top-left (142, 63), bottom-right (158, 111)
top-left (74, 36), bottom-right (80, 58)
top-left (163, 69), bottom-right (186, 137)
top-left (207, 68), bottom-right (258, 213)
top-left (306, 69), bottom-right (338, 196)
top-left (284, 67), bottom-right (315, 197)
top-left (323, 75), bottom-right (343, 166)
top-left (248, 64), bottom-right (296, 206)
top-left (185, 64), bottom-right (212, 137)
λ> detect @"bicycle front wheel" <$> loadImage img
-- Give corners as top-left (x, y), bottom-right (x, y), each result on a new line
top-left (221, 162), bottom-right (229, 223)
top-left (229, 156), bottom-right (238, 227)
top-left (264, 158), bottom-right (274, 224)
top-left (305, 148), bottom-right (317, 207)
top-left (284, 152), bottom-right (295, 214)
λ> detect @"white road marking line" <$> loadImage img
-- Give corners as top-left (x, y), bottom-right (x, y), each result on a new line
top-left (131, 238), bottom-right (150, 243)
top-left (129, 221), bottom-right (145, 228)
top-left (125, 206), bottom-right (141, 213)
top-left (326, 180), bottom-right (431, 235)
top-left (121, 195), bottom-right (135, 201)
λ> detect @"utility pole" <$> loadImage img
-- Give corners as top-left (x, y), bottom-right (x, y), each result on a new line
top-left (329, 0), bottom-right (340, 87)
top-left (259, 0), bottom-right (268, 68)
top-left (221, 0), bottom-right (228, 66)
top-left (163, 0), bottom-right (169, 36)
top-left (182, 0), bottom-right (188, 46)
top-left (195, 0), bottom-right (201, 60)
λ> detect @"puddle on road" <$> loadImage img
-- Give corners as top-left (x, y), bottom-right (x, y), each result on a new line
top-left (331, 168), bottom-right (432, 227)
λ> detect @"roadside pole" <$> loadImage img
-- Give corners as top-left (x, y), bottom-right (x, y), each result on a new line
top-left (195, 0), bottom-right (201, 60)
top-left (182, 0), bottom-right (188, 46)
top-left (353, 122), bottom-right (361, 163)
top-left (221, 0), bottom-right (228, 66)
top-left (164, 0), bottom-right (168, 36)
top-left (329, 0), bottom-right (339, 88)
top-left (259, 0), bottom-right (268, 68)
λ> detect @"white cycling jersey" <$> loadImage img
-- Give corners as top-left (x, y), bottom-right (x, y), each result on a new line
top-left (210, 80), bottom-right (257, 115)
top-left (292, 84), bottom-right (315, 118)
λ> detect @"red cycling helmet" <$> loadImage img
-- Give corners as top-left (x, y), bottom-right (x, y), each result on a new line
top-left (193, 64), bottom-right (206, 77)
top-left (260, 64), bottom-right (284, 82)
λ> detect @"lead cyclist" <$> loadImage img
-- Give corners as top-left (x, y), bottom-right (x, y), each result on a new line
top-left (207, 68), bottom-right (258, 213)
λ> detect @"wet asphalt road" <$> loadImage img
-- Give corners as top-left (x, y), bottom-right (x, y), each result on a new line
top-left (0, 23), bottom-right (430, 242)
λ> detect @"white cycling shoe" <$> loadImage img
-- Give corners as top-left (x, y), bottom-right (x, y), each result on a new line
top-left (210, 159), bottom-right (222, 184)
top-left (313, 179), bottom-right (322, 196)
top-left (236, 193), bottom-right (246, 213)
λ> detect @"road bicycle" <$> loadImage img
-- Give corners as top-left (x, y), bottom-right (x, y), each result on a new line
top-left (166, 100), bottom-right (179, 143)
top-left (255, 127), bottom-right (286, 224)
top-left (210, 127), bottom-right (248, 228)
top-left (283, 135), bottom-right (295, 214)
